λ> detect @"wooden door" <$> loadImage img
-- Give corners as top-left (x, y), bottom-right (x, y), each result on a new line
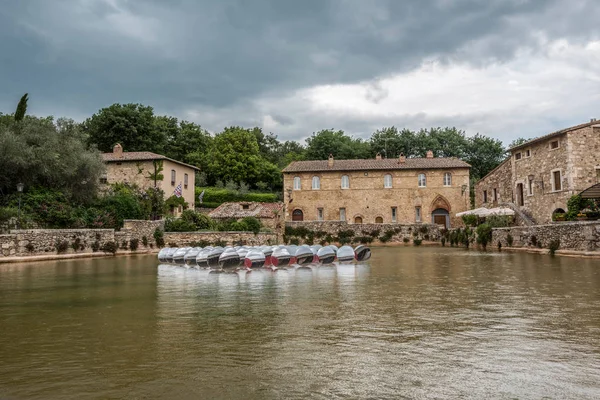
top-left (292, 209), bottom-right (303, 221)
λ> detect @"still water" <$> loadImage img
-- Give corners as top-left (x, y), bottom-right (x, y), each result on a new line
top-left (1, 248), bottom-right (600, 399)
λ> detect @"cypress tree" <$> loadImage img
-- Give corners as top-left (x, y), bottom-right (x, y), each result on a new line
top-left (14, 93), bottom-right (28, 121)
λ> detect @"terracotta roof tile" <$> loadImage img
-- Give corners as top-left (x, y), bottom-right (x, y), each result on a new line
top-left (282, 157), bottom-right (470, 173)
top-left (101, 152), bottom-right (200, 170)
top-left (209, 202), bottom-right (283, 219)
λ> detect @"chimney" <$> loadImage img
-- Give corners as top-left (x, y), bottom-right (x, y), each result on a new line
top-left (113, 143), bottom-right (123, 158)
top-left (375, 153), bottom-right (382, 160)
top-left (426, 150), bottom-right (434, 159)
top-left (399, 153), bottom-right (406, 164)
top-left (592, 118), bottom-right (597, 122)
top-left (328, 154), bottom-right (334, 167)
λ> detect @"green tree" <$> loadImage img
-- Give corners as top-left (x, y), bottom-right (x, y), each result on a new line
top-left (83, 103), bottom-right (165, 153)
top-left (464, 134), bottom-right (506, 180)
top-left (508, 137), bottom-right (530, 148)
top-left (147, 160), bottom-right (164, 188)
top-left (370, 127), bottom-right (416, 158)
top-left (14, 93), bottom-right (28, 122)
top-left (305, 129), bottom-right (371, 160)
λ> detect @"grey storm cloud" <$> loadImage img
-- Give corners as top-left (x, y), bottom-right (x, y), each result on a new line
top-left (0, 0), bottom-right (599, 143)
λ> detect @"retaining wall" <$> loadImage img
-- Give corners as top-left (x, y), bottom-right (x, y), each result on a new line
top-left (492, 221), bottom-right (600, 252)
top-left (163, 231), bottom-right (279, 247)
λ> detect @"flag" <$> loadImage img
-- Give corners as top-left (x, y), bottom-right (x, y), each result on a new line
top-left (174, 182), bottom-right (183, 198)
top-left (198, 190), bottom-right (205, 204)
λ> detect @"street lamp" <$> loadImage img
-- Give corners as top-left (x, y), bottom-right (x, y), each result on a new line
top-left (16, 183), bottom-right (24, 229)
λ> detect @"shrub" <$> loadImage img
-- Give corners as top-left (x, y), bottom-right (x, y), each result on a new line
top-left (476, 223), bottom-right (492, 250)
top-left (241, 217), bottom-right (261, 234)
top-left (71, 238), bottom-right (82, 252)
top-left (168, 242), bottom-right (177, 247)
top-left (506, 233), bottom-right (514, 247)
top-left (497, 241), bottom-right (502, 251)
top-left (190, 240), bottom-right (211, 248)
top-left (142, 236), bottom-right (149, 247)
top-left (194, 187), bottom-right (278, 206)
top-left (548, 239), bottom-right (560, 256)
top-left (413, 238), bottom-right (422, 246)
top-left (129, 238), bottom-right (139, 251)
top-left (290, 238), bottom-right (300, 245)
top-left (530, 235), bottom-right (537, 247)
top-left (355, 236), bottom-right (372, 244)
top-left (91, 240), bottom-right (101, 252)
top-left (121, 241), bottom-right (128, 250)
top-left (462, 214), bottom-right (478, 227)
top-left (25, 243), bottom-right (35, 252)
top-left (566, 194), bottom-right (590, 220)
top-left (55, 240), bottom-right (69, 254)
top-left (419, 226), bottom-right (428, 234)
top-left (486, 215), bottom-right (511, 228)
top-left (101, 241), bottom-right (118, 255)
top-left (180, 209), bottom-right (213, 230)
top-left (164, 217), bottom-right (197, 232)
top-left (213, 239), bottom-right (227, 247)
top-left (441, 237), bottom-right (446, 247)
top-left (379, 234), bottom-right (391, 243)
top-left (403, 237), bottom-right (410, 243)
top-left (424, 234), bottom-right (430, 240)
top-left (153, 228), bottom-right (165, 247)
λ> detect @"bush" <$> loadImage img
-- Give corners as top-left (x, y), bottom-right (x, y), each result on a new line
top-left (419, 226), bottom-right (428, 234)
top-left (290, 237), bottom-right (300, 245)
top-left (497, 241), bottom-right (502, 251)
top-left (241, 217), bottom-right (261, 234)
top-left (355, 236), bottom-right (372, 244)
top-left (486, 215), bottom-right (511, 228)
top-left (195, 187), bottom-right (278, 207)
top-left (506, 233), bottom-right (514, 247)
top-left (548, 239), bottom-right (560, 256)
top-left (190, 240), bottom-right (211, 248)
top-left (180, 209), bottom-right (213, 230)
top-left (129, 238), bottom-right (139, 251)
top-left (403, 237), bottom-right (410, 243)
top-left (101, 241), bottom-right (118, 254)
top-left (55, 240), bottom-right (69, 254)
top-left (142, 236), bottom-right (149, 247)
top-left (91, 240), bottom-right (101, 252)
top-left (530, 235), bottom-right (537, 247)
top-left (121, 241), bottom-right (128, 250)
top-left (213, 239), bottom-right (227, 247)
top-left (441, 237), bottom-right (446, 247)
top-left (164, 217), bottom-right (197, 232)
top-left (153, 228), bottom-right (165, 247)
top-left (462, 214), bottom-right (478, 227)
top-left (25, 243), bottom-right (35, 252)
top-left (379, 234), bottom-right (391, 243)
top-left (566, 194), bottom-right (590, 220)
top-left (71, 238), bottom-right (82, 252)
top-left (413, 238), bottom-right (422, 246)
top-left (476, 223), bottom-right (492, 250)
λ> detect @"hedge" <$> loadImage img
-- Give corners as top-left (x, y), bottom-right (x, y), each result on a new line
top-left (195, 187), bottom-right (278, 207)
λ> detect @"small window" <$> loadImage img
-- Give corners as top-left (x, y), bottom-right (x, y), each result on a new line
top-left (354, 216), bottom-right (363, 224)
top-left (317, 208), bottom-right (324, 221)
top-left (99, 174), bottom-right (108, 184)
top-left (415, 206), bottom-right (422, 223)
top-left (418, 173), bottom-right (426, 187)
top-left (596, 167), bottom-right (600, 183)
top-left (171, 169), bottom-right (176, 186)
top-left (443, 172), bottom-right (452, 186)
top-left (528, 178), bottom-right (533, 196)
top-left (242, 204), bottom-right (250, 210)
top-left (384, 174), bottom-right (392, 188)
top-left (483, 190), bottom-right (488, 203)
top-left (341, 175), bottom-right (350, 189)
top-left (552, 170), bottom-right (562, 191)
top-left (525, 149), bottom-right (531, 157)
top-left (515, 152), bottom-right (522, 160)
top-left (493, 188), bottom-right (498, 202)
top-left (339, 208), bottom-right (346, 221)
top-left (375, 216), bottom-right (383, 224)
top-left (293, 176), bottom-right (301, 190)
top-left (184, 173), bottom-right (188, 189)
top-left (312, 176), bottom-right (320, 190)
top-left (391, 207), bottom-right (397, 223)
top-left (550, 140), bottom-right (559, 150)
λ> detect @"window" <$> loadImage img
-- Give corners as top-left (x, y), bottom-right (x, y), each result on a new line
top-left (550, 140), bottom-right (559, 150)
top-left (375, 217), bottom-right (383, 224)
top-left (293, 176), bottom-right (301, 190)
top-left (552, 170), bottom-right (562, 191)
top-left (443, 172), bottom-right (452, 186)
top-left (596, 167), bottom-right (600, 183)
top-left (418, 173), bottom-right (426, 187)
top-left (317, 208), bottom-right (324, 221)
top-left (341, 175), bottom-right (350, 189)
top-left (384, 174), bottom-right (393, 188)
top-left (242, 204), bottom-right (250, 210)
top-left (415, 206), bottom-right (422, 223)
top-left (354, 216), bottom-right (363, 224)
top-left (528, 178), bottom-right (533, 196)
top-left (493, 188), bottom-right (498, 202)
top-left (339, 208), bottom-right (346, 221)
top-left (516, 183), bottom-right (524, 206)
top-left (525, 149), bottom-right (531, 157)
top-left (391, 207), bottom-right (397, 223)
top-left (312, 176), bottom-right (320, 190)
top-left (515, 152), bottom-right (522, 160)
top-left (184, 173), bottom-right (188, 189)
top-left (171, 170), bottom-right (176, 186)
top-left (483, 190), bottom-right (488, 203)
top-left (99, 174), bottom-right (108, 184)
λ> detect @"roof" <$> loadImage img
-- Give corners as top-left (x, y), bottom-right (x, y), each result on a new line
top-left (101, 151), bottom-right (200, 170)
top-left (580, 183), bottom-right (600, 199)
top-left (208, 202), bottom-right (283, 219)
top-left (282, 157), bottom-right (470, 173)
top-left (510, 119), bottom-right (600, 151)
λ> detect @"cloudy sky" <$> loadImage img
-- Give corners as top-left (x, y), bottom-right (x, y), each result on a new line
top-left (1, 0), bottom-right (599, 145)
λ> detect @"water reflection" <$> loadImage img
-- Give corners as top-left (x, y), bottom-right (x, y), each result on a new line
top-left (1, 249), bottom-right (600, 399)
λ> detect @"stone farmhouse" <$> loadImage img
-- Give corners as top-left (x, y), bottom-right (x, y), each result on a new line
top-left (475, 119), bottom-right (600, 224)
top-left (101, 144), bottom-right (199, 216)
top-left (208, 202), bottom-right (284, 231)
top-left (282, 152), bottom-right (471, 228)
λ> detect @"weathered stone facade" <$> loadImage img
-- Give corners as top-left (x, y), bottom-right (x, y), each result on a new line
top-left (163, 231), bottom-right (279, 247)
top-left (208, 202), bottom-right (284, 232)
top-left (1, 229), bottom-right (115, 257)
top-left (492, 221), bottom-right (600, 252)
top-left (282, 154), bottom-right (470, 228)
top-left (476, 121), bottom-right (600, 224)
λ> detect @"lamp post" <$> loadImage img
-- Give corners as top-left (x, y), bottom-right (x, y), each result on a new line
top-left (16, 183), bottom-right (24, 229)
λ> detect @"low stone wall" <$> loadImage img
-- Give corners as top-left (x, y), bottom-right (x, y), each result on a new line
top-left (1, 229), bottom-right (115, 257)
top-left (163, 231), bottom-right (279, 247)
top-left (285, 221), bottom-right (441, 243)
top-left (122, 219), bottom-right (164, 246)
top-left (492, 221), bottom-right (600, 252)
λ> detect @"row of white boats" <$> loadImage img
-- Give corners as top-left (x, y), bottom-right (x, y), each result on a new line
top-left (157, 244), bottom-right (371, 272)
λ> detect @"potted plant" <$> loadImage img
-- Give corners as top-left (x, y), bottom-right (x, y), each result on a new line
top-left (552, 213), bottom-right (566, 222)
top-left (576, 213), bottom-right (588, 221)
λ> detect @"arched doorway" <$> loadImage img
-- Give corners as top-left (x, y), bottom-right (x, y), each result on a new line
top-left (354, 216), bottom-right (363, 224)
top-left (292, 209), bottom-right (304, 221)
top-left (432, 208), bottom-right (450, 229)
top-left (553, 208), bottom-right (566, 214)
top-left (375, 216), bottom-right (383, 224)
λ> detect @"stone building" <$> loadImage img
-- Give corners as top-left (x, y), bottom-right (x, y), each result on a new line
top-left (101, 144), bottom-right (199, 215)
top-left (282, 152), bottom-right (471, 228)
top-left (475, 119), bottom-right (600, 224)
top-left (208, 202), bottom-right (284, 231)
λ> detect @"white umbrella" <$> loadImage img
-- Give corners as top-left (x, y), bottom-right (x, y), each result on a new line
top-left (484, 207), bottom-right (515, 216)
top-left (456, 208), bottom-right (488, 217)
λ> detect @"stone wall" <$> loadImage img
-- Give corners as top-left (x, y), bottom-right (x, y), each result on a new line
top-left (122, 219), bottom-right (164, 244)
top-left (475, 157), bottom-right (513, 208)
top-left (1, 229), bottom-right (115, 257)
top-left (163, 231), bottom-right (279, 247)
top-left (492, 221), bottom-right (600, 252)
top-left (286, 221), bottom-right (441, 243)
